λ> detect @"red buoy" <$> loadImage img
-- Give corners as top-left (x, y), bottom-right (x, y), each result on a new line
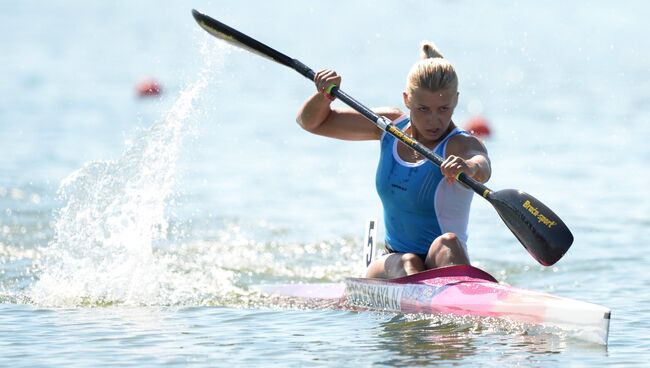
top-left (136, 78), bottom-right (162, 97)
top-left (463, 116), bottom-right (491, 138)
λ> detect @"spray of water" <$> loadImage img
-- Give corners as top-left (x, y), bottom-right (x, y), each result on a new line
top-left (28, 41), bottom-right (236, 307)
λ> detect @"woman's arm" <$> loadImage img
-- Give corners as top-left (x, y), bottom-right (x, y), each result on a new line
top-left (441, 134), bottom-right (491, 183)
top-left (296, 69), bottom-right (403, 141)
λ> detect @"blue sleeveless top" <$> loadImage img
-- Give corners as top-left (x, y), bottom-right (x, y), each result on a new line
top-left (375, 116), bottom-right (474, 255)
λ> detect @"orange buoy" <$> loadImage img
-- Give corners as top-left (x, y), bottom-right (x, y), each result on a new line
top-left (136, 78), bottom-right (162, 97)
top-left (463, 116), bottom-right (491, 138)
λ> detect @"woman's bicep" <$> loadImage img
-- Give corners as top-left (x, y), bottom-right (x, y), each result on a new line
top-left (309, 107), bottom-right (404, 141)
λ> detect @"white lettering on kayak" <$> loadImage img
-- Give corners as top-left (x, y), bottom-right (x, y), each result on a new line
top-left (345, 281), bottom-right (404, 311)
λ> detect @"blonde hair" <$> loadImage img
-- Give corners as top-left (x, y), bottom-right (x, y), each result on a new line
top-left (406, 41), bottom-right (458, 95)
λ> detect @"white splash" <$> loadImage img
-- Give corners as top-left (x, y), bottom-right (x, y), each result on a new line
top-left (29, 42), bottom-right (233, 307)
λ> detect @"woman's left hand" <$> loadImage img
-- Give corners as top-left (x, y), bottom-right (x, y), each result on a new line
top-left (440, 155), bottom-right (477, 182)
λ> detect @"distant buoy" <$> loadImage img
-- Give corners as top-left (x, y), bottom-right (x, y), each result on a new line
top-left (136, 78), bottom-right (162, 97)
top-left (463, 116), bottom-right (491, 138)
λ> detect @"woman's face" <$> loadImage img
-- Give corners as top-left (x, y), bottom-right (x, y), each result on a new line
top-left (403, 87), bottom-right (458, 143)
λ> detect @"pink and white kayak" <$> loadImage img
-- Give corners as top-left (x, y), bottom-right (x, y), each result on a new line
top-left (257, 265), bottom-right (610, 345)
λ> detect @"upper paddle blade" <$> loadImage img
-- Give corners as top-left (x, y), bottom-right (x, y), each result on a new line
top-left (191, 9), bottom-right (295, 69)
top-left (487, 189), bottom-right (573, 266)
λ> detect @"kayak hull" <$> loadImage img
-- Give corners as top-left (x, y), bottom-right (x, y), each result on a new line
top-left (257, 265), bottom-right (610, 345)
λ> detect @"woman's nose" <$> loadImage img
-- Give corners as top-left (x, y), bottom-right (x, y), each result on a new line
top-left (426, 111), bottom-right (439, 124)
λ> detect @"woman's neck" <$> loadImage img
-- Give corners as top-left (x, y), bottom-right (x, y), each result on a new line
top-left (409, 121), bottom-right (456, 148)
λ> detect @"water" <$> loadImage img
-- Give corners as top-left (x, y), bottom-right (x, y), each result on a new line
top-left (2, 0), bottom-right (649, 366)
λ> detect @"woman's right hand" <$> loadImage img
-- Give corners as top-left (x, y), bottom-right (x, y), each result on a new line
top-left (298, 68), bottom-right (394, 141)
top-left (314, 69), bottom-right (342, 99)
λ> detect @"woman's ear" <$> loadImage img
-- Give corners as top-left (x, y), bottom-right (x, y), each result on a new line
top-left (402, 92), bottom-right (411, 109)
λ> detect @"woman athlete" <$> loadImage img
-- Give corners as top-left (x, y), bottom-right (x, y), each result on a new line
top-left (296, 42), bottom-right (491, 279)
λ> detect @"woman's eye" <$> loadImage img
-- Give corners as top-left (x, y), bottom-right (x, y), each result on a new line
top-left (418, 107), bottom-right (429, 112)
top-left (439, 107), bottom-right (449, 112)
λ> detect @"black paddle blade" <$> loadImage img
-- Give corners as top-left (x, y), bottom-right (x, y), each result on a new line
top-left (191, 9), bottom-right (296, 69)
top-left (487, 189), bottom-right (573, 266)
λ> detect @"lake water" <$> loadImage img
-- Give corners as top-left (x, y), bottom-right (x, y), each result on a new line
top-left (2, 1), bottom-right (649, 366)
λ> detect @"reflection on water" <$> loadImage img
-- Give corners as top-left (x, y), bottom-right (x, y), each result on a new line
top-left (372, 313), bottom-right (606, 366)
top-left (378, 315), bottom-right (484, 364)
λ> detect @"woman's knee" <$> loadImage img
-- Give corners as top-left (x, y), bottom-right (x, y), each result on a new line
top-left (439, 232), bottom-right (460, 244)
top-left (395, 253), bottom-right (425, 276)
top-left (380, 253), bottom-right (425, 278)
top-left (401, 253), bottom-right (424, 268)
top-left (428, 233), bottom-right (469, 267)
top-left (439, 233), bottom-right (466, 253)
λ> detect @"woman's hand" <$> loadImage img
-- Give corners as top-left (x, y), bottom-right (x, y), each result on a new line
top-left (440, 155), bottom-right (478, 183)
top-left (314, 69), bottom-right (342, 100)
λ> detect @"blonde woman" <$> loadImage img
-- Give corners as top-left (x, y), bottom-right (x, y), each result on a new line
top-left (296, 42), bottom-right (491, 279)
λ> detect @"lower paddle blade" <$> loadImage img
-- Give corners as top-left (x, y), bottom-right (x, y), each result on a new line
top-left (487, 189), bottom-right (573, 266)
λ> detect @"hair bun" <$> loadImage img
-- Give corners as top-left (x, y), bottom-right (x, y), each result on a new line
top-left (420, 41), bottom-right (444, 60)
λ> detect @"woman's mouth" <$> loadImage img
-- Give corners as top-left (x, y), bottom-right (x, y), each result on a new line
top-left (425, 129), bottom-right (440, 137)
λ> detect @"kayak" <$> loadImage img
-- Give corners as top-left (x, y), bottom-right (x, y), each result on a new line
top-left (257, 264), bottom-right (611, 345)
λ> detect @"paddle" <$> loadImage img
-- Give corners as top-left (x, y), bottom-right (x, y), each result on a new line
top-left (191, 9), bottom-right (574, 266)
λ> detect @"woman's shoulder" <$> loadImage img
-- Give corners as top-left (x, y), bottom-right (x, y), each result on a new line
top-left (446, 128), bottom-right (488, 156)
top-left (373, 107), bottom-right (406, 122)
